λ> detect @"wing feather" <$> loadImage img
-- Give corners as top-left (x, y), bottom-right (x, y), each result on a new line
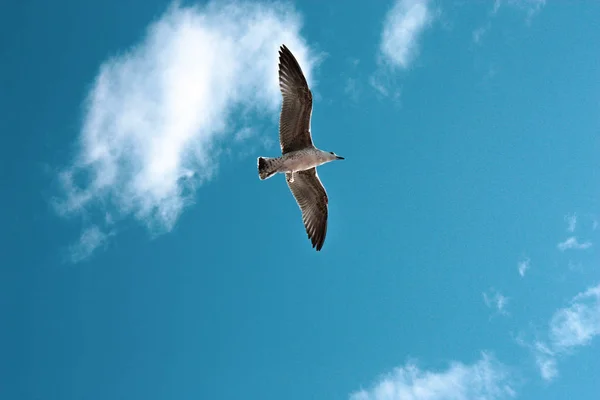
top-left (286, 168), bottom-right (328, 251)
top-left (278, 44), bottom-right (313, 154)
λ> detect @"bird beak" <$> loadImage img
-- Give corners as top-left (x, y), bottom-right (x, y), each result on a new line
top-left (336, 156), bottom-right (345, 160)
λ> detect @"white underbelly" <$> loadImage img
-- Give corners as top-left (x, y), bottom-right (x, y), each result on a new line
top-left (282, 152), bottom-right (320, 172)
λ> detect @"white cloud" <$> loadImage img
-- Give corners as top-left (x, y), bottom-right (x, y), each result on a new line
top-left (565, 213), bottom-right (577, 232)
top-left (68, 225), bottom-right (111, 263)
top-left (484, 288), bottom-right (510, 316)
top-left (517, 257), bottom-right (530, 277)
top-left (378, 0), bottom-right (433, 70)
top-left (526, 283), bottom-right (600, 381)
top-left (549, 284), bottom-right (600, 350)
top-left (54, 1), bottom-right (315, 260)
top-left (349, 352), bottom-right (516, 400)
top-left (557, 236), bottom-right (592, 251)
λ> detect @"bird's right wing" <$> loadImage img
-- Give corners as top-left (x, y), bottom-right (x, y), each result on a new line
top-left (278, 44), bottom-right (314, 154)
top-left (286, 168), bottom-right (328, 251)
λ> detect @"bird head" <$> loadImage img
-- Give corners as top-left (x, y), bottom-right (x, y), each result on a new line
top-left (326, 151), bottom-right (345, 161)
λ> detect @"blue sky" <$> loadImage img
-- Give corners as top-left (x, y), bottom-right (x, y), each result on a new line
top-left (2, 0), bottom-right (600, 399)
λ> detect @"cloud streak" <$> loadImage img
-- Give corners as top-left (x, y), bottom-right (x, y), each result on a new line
top-left (565, 213), bottom-right (577, 233)
top-left (54, 1), bottom-right (315, 260)
top-left (349, 352), bottom-right (515, 400)
top-left (472, 23), bottom-right (490, 45)
top-left (517, 257), bottom-right (530, 277)
top-left (473, 0), bottom-right (546, 50)
top-left (493, 0), bottom-right (546, 18)
top-left (378, 0), bottom-right (433, 70)
top-left (531, 341), bottom-right (558, 382)
top-left (68, 225), bottom-right (112, 263)
top-left (484, 288), bottom-right (510, 316)
top-left (557, 236), bottom-right (592, 251)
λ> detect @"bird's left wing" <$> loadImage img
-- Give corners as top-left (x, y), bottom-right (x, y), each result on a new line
top-left (286, 168), bottom-right (328, 251)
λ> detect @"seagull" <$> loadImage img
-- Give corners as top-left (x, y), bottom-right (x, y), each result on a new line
top-left (257, 44), bottom-right (344, 251)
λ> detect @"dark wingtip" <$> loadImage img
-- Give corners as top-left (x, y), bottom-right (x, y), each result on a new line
top-left (279, 44), bottom-right (294, 60)
top-left (313, 237), bottom-right (324, 251)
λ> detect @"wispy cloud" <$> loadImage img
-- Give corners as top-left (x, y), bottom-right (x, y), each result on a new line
top-left (349, 352), bottom-right (516, 400)
top-left (517, 257), bottom-right (530, 277)
top-left (344, 78), bottom-right (360, 102)
top-left (493, 0), bottom-right (546, 19)
top-left (532, 341), bottom-right (558, 382)
top-left (378, 0), bottom-right (434, 70)
top-left (68, 225), bottom-right (112, 263)
top-left (233, 127), bottom-right (255, 143)
top-left (54, 2), bottom-right (315, 260)
top-left (472, 22), bottom-right (490, 45)
top-left (368, 75), bottom-right (401, 101)
top-left (557, 236), bottom-right (592, 252)
top-left (523, 283), bottom-right (600, 381)
top-left (565, 213), bottom-right (577, 233)
top-left (340, 58), bottom-right (363, 104)
top-left (484, 288), bottom-right (510, 316)
top-left (473, 0), bottom-right (546, 49)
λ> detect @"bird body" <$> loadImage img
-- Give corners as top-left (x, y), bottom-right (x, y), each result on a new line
top-left (257, 44), bottom-right (344, 251)
top-left (258, 148), bottom-right (340, 181)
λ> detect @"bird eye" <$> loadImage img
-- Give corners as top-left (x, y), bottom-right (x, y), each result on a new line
top-left (330, 152), bottom-right (334, 155)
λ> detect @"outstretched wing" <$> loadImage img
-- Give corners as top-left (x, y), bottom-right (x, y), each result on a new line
top-left (278, 44), bottom-right (313, 154)
top-left (286, 168), bottom-right (328, 251)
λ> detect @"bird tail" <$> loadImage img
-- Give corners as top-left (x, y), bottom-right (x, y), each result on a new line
top-left (257, 157), bottom-right (281, 180)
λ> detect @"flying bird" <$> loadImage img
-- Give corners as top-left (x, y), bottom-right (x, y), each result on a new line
top-left (257, 44), bottom-right (344, 251)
